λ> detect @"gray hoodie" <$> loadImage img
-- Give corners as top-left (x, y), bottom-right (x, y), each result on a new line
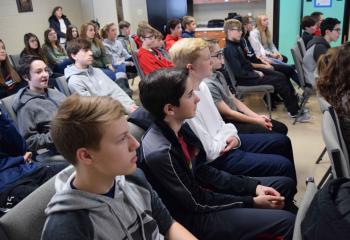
top-left (41, 166), bottom-right (173, 240)
top-left (12, 87), bottom-right (65, 152)
top-left (103, 38), bottom-right (131, 65)
top-left (65, 65), bottom-right (135, 113)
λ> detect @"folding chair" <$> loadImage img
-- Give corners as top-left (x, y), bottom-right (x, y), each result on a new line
top-left (131, 51), bottom-right (146, 82)
top-left (55, 76), bottom-right (71, 96)
top-left (9, 54), bottom-right (21, 70)
top-left (297, 38), bottom-right (306, 58)
top-left (291, 45), bottom-right (313, 125)
top-left (0, 94), bottom-right (17, 128)
top-left (223, 55), bottom-right (274, 118)
top-left (292, 177), bottom-right (317, 240)
top-left (315, 96), bottom-right (331, 164)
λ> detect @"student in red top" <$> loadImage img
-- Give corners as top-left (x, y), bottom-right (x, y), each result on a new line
top-left (137, 24), bottom-right (174, 75)
top-left (164, 19), bottom-right (182, 51)
top-left (311, 11), bottom-right (324, 37)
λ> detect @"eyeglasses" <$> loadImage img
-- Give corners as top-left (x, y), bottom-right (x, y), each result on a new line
top-left (332, 28), bottom-right (341, 33)
top-left (211, 50), bottom-right (223, 59)
top-left (230, 28), bottom-right (242, 32)
top-left (143, 35), bottom-right (155, 39)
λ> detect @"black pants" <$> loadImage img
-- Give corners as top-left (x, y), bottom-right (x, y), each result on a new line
top-left (272, 63), bottom-right (300, 86)
top-left (238, 70), bottom-right (299, 115)
top-left (182, 176), bottom-right (295, 240)
top-left (226, 118), bottom-right (288, 135)
top-left (0, 162), bottom-right (68, 209)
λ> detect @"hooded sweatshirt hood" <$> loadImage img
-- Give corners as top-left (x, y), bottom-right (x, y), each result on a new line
top-left (43, 166), bottom-right (166, 240)
top-left (306, 36), bottom-right (330, 49)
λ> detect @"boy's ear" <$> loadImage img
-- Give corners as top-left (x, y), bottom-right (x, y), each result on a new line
top-left (76, 148), bottom-right (94, 166)
top-left (186, 63), bottom-right (193, 71)
top-left (71, 53), bottom-right (78, 62)
top-left (22, 74), bottom-right (30, 82)
top-left (163, 103), bottom-right (175, 116)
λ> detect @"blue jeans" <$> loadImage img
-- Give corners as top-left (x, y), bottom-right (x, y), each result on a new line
top-left (101, 68), bottom-right (117, 81)
top-left (210, 133), bottom-right (297, 184)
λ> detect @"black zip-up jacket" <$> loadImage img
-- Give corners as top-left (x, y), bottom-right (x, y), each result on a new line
top-left (224, 39), bottom-right (260, 81)
top-left (140, 120), bottom-right (259, 223)
top-left (48, 15), bottom-right (71, 39)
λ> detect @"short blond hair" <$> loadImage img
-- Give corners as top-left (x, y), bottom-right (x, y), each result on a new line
top-left (182, 16), bottom-right (195, 29)
top-left (224, 19), bottom-right (242, 37)
top-left (169, 38), bottom-right (208, 68)
top-left (51, 95), bottom-right (125, 165)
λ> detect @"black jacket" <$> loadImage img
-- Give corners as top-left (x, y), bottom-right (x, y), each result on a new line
top-left (48, 15), bottom-right (71, 39)
top-left (301, 31), bottom-right (313, 48)
top-left (140, 120), bottom-right (259, 223)
top-left (224, 39), bottom-right (260, 82)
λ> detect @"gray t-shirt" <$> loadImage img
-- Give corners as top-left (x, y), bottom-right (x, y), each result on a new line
top-left (205, 72), bottom-right (237, 111)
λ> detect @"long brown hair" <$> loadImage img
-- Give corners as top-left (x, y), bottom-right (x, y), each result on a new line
top-left (44, 28), bottom-right (65, 53)
top-left (317, 43), bottom-right (350, 117)
top-left (256, 15), bottom-right (272, 46)
top-left (80, 22), bottom-right (104, 49)
top-left (0, 39), bottom-right (21, 86)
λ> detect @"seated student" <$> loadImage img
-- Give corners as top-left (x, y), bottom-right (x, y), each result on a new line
top-left (170, 38), bottom-right (297, 185)
top-left (101, 23), bottom-right (134, 96)
top-left (303, 17), bottom-right (340, 87)
top-left (311, 11), bottom-right (324, 37)
top-left (205, 39), bottom-right (288, 135)
top-left (164, 19), bottom-right (182, 51)
top-left (0, 110), bottom-right (66, 210)
top-left (154, 31), bottom-right (171, 60)
top-left (139, 68), bottom-right (295, 240)
top-left (301, 16), bottom-right (317, 47)
top-left (42, 28), bottom-right (72, 74)
top-left (41, 95), bottom-right (197, 240)
top-left (80, 22), bottom-right (117, 81)
top-left (224, 19), bottom-right (310, 122)
top-left (20, 33), bottom-right (46, 62)
top-left (318, 43), bottom-right (350, 154)
top-left (137, 24), bottom-right (174, 75)
top-left (12, 55), bottom-right (65, 153)
top-left (65, 25), bottom-right (79, 48)
top-left (241, 15), bottom-right (300, 88)
top-left (181, 16), bottom-right (197, 38)
top-left (65, 38), bottom-right (137, 114)
top-left (117, 20), bottom-right (138, 54)
top-left (0, 39), bottom-right (26, 99)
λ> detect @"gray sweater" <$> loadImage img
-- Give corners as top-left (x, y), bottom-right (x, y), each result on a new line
top-left (41, 167), bottom-right (173, 240)
top-left (12, 87), bottom-right (66, 152)
top-left (103, 38), bottom-right (131, 65)
top-left (65, 65), bottom-right (135, 113)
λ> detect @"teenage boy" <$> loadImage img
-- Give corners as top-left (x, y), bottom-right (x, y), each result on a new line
top-left (205, 38), bottom-right (288, 135)
top-left (13, 55), bottom-right (65, 154)
top-left (303, 17), bottom-right (341, 87)
top-left (117, 20), bottom-right (138, 54)
top-left (139, 68), bottom-right (295, 240)
top-left (0, 110), bottom-right (66, 209)
top-left (65, 38), bottom-right (137, 114)
top-left (223, 19), bottom-right (310, 122)
top-left (311, 11), bottom-right (324, 37)
top-left (137, 24), bottom-right (174, 75)
top-left (170, 38), bottom-right (297, 184)
top-left (301, 16), bottom-right (317, 47)
top-left (181, 16), bottom-right (197, 38)
top-left (41, 95), bottom-right (197, 240)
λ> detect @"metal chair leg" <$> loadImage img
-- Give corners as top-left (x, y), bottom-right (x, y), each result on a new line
top-left (315, 147), bottom-right (327, 164)
top-left (266, 92), bottom-right (272, 119)
top-left (317, 166), bottom-right (332, 189)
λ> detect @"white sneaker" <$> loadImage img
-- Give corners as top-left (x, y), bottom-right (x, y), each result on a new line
top-left (289, 112), bottom-right (311, 123)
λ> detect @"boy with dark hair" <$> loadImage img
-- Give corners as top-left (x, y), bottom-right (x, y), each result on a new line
top-left (139, 68), bottom-right (295, 240)
top-left (65, 38), bottom-right (138, 114)
top-left (0, 110), bottom-right (65, 210)
top-left (301, 16), bottom-right (317, 47)
top-left (303, 17), bottom-right (341, 87)
top-left (117, 20), bottom-right (138, 54)
top-left (13, 55), bottom-right (65, 154)
top-left (41, 95), bottom-right (197, 240)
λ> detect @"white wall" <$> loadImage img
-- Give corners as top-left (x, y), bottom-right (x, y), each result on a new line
top-left (122, 0), bottom-right (148, 35)
top-left (193, 1), bottom-right (266, 26)
top-left (265, 0), bottom-right (274, 35)
top-left (92, 0), bottom-right (118, 26)
top-left (0, 0), bottom-right (84, 54)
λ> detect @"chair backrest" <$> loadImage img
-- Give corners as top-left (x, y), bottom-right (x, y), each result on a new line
top-left (0, 166), bottom-right (74, 240)
top-left (131, 51), bottom-right (146, 81)
top-left (322, 110), bottom-right (350, 178)
top-left (292, 179), bottom-right (317, 240)
top-left (297, 38), bottom-right (306, 58)
top-left (128, 121), bottom-right (145, 143)
top-left (55, 76), bottom-right (71, 96)
top-left (317, 96), bottom-right (331, 113)
top-left (223, 53), bottom-right (238, 88)
top-left (302, 45), bottom-right (317, 88)
top-left (0, 94), bottom-right (17, 127)
top-left (291, 45), bottom-right (307, 89)
top-left (9, 54), bottom-right (21, 70)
